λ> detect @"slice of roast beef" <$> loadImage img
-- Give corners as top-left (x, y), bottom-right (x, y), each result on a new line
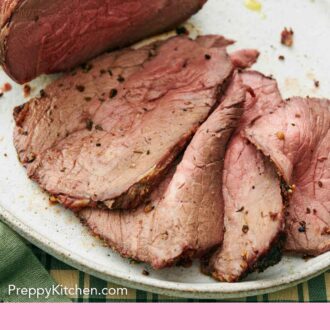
top-left (79, 83), bottom-right (245, 269)
top-left (230, 50), bottom-right (261, 69)
top-left (14, 35), bottom-right (258, 211)
top-left (0, 0), bottom-right (207, 83)
top-left (245, 97), bottom-right (330, 256)
top-left (206, 71), bottom-right (285, 282)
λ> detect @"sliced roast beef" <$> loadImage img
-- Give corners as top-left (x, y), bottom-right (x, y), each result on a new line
top-left (206, 71), bottom-right (285, 282)
top-left (79, 84), bottom-right (245, 269)
top-left (245, 97), bottom-right (330, 256)
top-left (229, 49), bottom-right (261, 70)
top-left (0, 0), bottom-right (207, 83)
top-left (14, 35), bottom-right (258, 211)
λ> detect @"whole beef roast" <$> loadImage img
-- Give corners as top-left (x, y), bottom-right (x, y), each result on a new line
top-left (245, 97), bottom-right (330, 256)
top-left (0, 0), bottom-right (207, 83)
top-left (79, 83), bottom-right (245, 269)
top-left (14, 35), bottom-right (258, 211)
top-left (206, 71), bottom-right (285, 282)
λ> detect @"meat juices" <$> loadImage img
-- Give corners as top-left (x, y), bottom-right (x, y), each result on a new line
top-left (245, 97), bottom-right (330, 256)
top-left (207, 71), bottom-right (285, 282)
top-left (79, 82), bottom-right (246, 269)
top-left (0, 0), bottom-right (207, 83)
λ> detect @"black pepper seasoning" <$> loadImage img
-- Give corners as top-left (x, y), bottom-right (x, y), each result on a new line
top-left (81, 63), bottom-right (93, 73)
top-left (176, 26), bottom-right (188, 35)
top-left (86, 119), bottom-right (94, 131)
top-left (298, 221), bottom-right (306, 233)
top-left (142, 269), bottom-right (150, 276)
top-left (109, 89), bottom-right (118, 99)
top-left (76, 85), bottom-right (85, 92)
top-left (242, 225), bottom-right (249, 234)
top-left (95, 125), bottom-right (104, 131)
top-left (117, 75), bottom-right (125, 83)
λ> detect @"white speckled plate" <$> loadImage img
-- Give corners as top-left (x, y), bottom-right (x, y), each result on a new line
top-left (0, 0), bottom-right (329, 299)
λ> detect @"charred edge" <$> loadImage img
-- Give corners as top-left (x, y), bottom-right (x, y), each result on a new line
top-left (80, 215), bottom-right (194, 270)
top-left (204, 222), bottom-right (286, 282)
top-left (235, 233), bottom-right (285, 282)
top-left (280, 179), bottom-right (292, 208)
top-left (79, 216), bottom-right (139, 261)
top-left (153, 241), bottom-right (222, 270)
top-left (49, 194), bottom-right (98, 212)
top-left (200, 245), bottom-right (221, 276)
top-left (80, 213), bottom-right (221, 270)
top-left (152, 247), bottom-right (197, 270)
top-left (218, 233), bottom-right (286, 283)
top-left (251, 233), bottom-right (286, 274)
top-left (13, 102), bottom-right (29, 127)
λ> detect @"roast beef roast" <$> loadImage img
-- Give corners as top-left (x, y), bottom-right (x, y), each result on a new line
top-left (206, 71), bottom-right (285, 282)
top-left (14, 35), bottom-right (258, 211)
top-left (79, 82), bottom-right (245, 269)
top-left (245, 97), bottom-right (330, 256)
top-left (0, 0), bottom-right (207, 83)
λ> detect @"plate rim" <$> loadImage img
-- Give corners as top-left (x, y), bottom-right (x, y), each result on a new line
top-left (1, 202), bottom-right (329, 300)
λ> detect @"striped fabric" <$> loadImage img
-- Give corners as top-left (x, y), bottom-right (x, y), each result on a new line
top-left (31, 246), bottom-right (330, 302)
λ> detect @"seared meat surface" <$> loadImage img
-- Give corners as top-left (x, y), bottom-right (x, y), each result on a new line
top-left (0, 0), bottom-right (207, 83)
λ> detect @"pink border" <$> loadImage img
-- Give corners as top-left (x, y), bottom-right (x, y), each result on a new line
top-left (0, 303), bottom-right (327, 328)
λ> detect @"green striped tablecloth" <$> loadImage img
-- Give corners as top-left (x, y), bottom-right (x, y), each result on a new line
top-left (31, 246), bottom-right (330, 302)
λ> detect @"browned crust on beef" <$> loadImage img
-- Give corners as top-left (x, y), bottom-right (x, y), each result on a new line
top-left (13, 102), bottom-right (29, 127)
top-left (0, 0), bottom-right (22, 66)
top-left (81, 215), bottom-right (220, 269)
top-left (1, 1), bottom-right (207, 83)
top-left (202, 232), bottom-right (285, 282)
